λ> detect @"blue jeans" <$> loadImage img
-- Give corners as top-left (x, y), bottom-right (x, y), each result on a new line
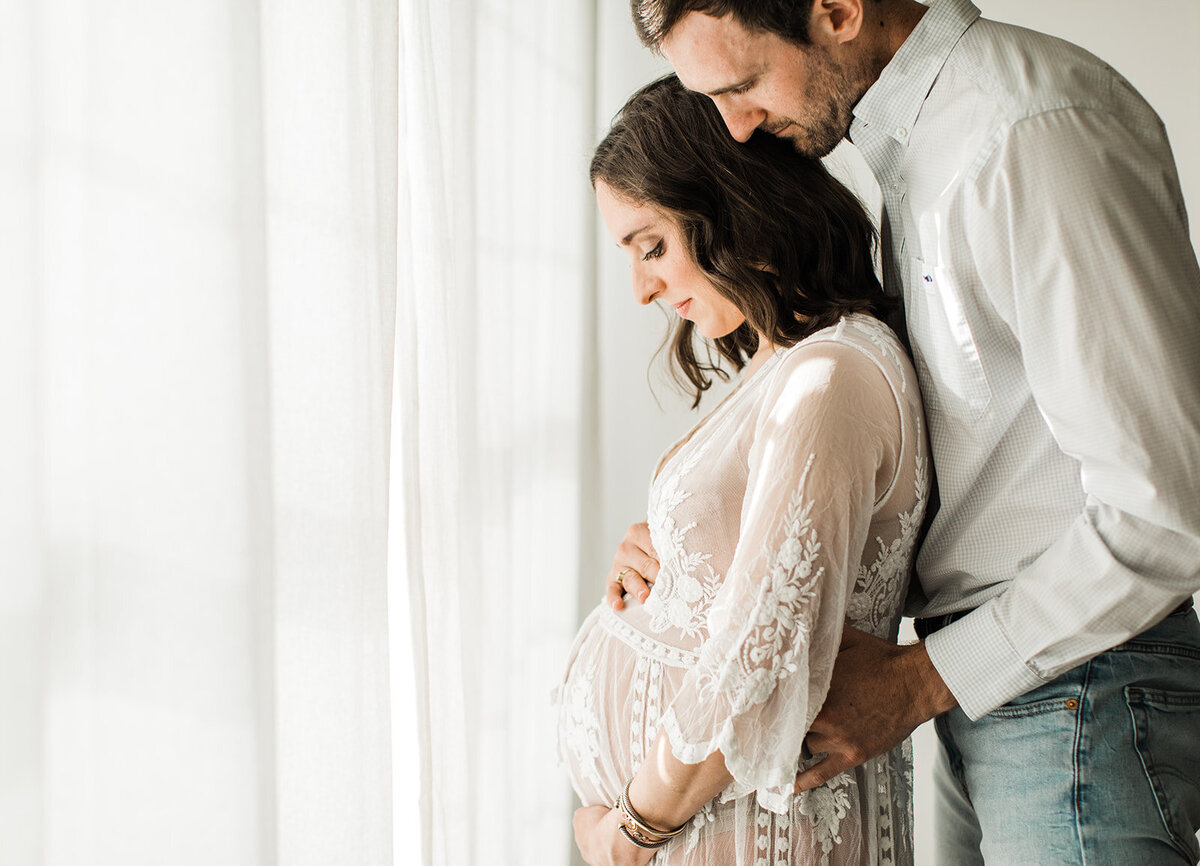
top-left (933, 605), bottom-right (1200, 865)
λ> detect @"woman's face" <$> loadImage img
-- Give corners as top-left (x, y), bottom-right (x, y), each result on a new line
top-left (595, 181), bottom-right (746, 340)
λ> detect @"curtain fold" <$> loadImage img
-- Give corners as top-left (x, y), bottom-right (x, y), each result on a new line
top-left (397, 1), bottom-right (596, 863)
top-left (0, 2), bottom-right (396, 863)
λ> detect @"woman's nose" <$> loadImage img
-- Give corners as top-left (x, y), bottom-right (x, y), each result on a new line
top-left (632, 266), bottom-right (662, 305)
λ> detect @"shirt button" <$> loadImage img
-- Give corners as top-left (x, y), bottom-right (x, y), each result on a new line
top-left (895, 127), bottom-right (908, 140)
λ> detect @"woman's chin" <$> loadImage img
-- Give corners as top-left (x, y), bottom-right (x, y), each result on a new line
top-left (697, 323), bottom-right (743, 341)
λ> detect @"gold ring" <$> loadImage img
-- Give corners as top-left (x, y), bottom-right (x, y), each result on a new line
top-left (616, 568), bottom-right (632, 586)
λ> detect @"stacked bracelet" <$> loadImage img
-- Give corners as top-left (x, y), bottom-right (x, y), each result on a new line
top-left (612, 780), bottom-right (687, 850)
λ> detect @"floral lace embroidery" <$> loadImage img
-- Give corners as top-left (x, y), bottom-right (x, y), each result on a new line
top-left (644, 439), bottom-right (722, 637)
top-left (559, 650), bottom-right (604, 793)
top-left (698, 454), bottom-right (823, 713)
top-left (848, 414), bottom-right (928, 636)
top-left (848, 315), bottom-right (908, 392)
top-left (796, 773), bottom-right (853, 865)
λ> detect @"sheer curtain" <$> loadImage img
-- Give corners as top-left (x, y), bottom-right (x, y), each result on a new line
top-left (396, 0), bottom-right (595, 863)
top-left (1, 2), bottom-right (396, 863)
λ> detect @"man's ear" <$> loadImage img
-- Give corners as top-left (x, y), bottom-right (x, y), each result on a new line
top-left (809, 0), bottom-right (865, 45)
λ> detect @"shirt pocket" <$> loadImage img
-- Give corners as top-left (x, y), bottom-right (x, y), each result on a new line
top-left (907, 257), bottom-right (992, 420)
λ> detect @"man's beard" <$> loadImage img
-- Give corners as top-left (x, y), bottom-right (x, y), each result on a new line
top-left (780, 47), bottom-right (868, 158)
top-left (782, 97), bottom-right (853, 158)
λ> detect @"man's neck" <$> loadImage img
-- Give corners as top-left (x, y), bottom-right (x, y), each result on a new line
top-left (872, 0), bottom-right (930, 69)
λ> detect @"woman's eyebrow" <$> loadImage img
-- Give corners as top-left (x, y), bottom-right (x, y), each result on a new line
top-left (621, 224), bottom-right (653, 245)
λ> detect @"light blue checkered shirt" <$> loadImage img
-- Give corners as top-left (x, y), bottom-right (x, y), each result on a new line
top-left (850, 0), bottom-right (1200, 718)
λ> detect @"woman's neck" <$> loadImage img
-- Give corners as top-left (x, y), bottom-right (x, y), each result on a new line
top-left (743, 334), bottom-right (777, 379)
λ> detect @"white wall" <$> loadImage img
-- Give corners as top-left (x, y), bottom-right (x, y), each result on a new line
top-left (587, 4), bottom-right (1200, 865)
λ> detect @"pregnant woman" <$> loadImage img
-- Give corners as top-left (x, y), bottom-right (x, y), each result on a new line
top-left (557, 75), bottom-right (929, 866)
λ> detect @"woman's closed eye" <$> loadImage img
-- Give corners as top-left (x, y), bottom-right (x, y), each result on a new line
top-left (642, 240), bottom-right (664, 261)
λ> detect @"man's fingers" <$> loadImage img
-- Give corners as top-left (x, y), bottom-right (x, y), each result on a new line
top-left (802, 730), bottom-right (830, 756)
top-left (838, 624), bottom-right (871, 650)
top-left (794, 754), bottom-right (852, 793)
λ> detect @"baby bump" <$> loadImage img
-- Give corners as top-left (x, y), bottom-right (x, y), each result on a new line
top-left (557, 605), bottom-right (690, 806)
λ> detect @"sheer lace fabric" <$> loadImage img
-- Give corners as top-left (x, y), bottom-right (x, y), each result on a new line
top-left (558, 315), bottom-right (929, 865)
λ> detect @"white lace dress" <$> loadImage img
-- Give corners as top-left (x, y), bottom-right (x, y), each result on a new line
top-left (557, 315), bottom-right (929, 865)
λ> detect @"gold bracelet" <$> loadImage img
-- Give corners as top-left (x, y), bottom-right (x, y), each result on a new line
top-left (613, 795), bottom-right (667, 848)
top-left (618, 780), bottom-right (687, 843)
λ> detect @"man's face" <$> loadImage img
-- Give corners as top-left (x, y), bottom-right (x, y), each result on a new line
top-left (661, 10), bottom-right (859, 158)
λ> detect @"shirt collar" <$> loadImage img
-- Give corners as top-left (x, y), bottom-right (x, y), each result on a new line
top-left (850, 0), bottom-right (981, 145)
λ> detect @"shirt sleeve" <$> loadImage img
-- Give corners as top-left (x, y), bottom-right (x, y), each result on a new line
top-left (656, 339), bottom-right (901, 813)
top-left (926, 105), bottom-right (1200, 719)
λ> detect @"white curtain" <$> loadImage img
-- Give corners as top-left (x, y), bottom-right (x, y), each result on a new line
top-left (0, 1), bottom-right (396, 863)
top-left (396, 0), bottom-right (595, 863)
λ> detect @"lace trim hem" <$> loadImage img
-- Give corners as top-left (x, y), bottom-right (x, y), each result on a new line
top-left (656, 705), bottom-right (796, 815)
top-left (598, 605), bottom-right (700, 668)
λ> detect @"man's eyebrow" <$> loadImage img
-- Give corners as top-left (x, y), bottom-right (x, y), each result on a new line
top-left (620, 224), bottom-right (653, 245)
top-left (706, 75), bottom-right (756, 97)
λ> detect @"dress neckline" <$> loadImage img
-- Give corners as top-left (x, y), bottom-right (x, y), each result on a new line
top-left (650, 347), bottom-right (785, 486)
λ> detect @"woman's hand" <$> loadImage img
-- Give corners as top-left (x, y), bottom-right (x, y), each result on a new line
top-left (572, 806), bottom-right (658, 866)
top-left (606, 522), bottom-right (660, 610)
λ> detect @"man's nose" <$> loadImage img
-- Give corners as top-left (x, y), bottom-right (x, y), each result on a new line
top-left (715, 100), bottom-right (764, 143)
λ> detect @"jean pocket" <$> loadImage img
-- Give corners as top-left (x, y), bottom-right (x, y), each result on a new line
top-left (986, 693), bottom-right (1082, 719)
top-left (1124, 686), bottom-right (1200, 862)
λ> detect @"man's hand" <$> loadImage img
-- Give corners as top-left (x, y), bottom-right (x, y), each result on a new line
top-left (572, 806), bottom-right (656, 866)
top-left (606, 522), bottom-right (660, 610)
top-left (795, 626), bottom-right (958, 791)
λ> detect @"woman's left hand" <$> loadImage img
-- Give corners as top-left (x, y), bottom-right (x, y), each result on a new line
top-left (572, 806), bottom-right (658, 866)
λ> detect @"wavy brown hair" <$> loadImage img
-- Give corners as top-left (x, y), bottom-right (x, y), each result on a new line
top-left (591, 74), bottom-right (889, 407)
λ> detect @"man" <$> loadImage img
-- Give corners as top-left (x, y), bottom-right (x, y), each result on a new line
top-left (609, 0), bottom-right (1200, 861)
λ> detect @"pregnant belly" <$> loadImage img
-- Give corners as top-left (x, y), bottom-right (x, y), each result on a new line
top-left (556, 604), bottom-right (696, 806)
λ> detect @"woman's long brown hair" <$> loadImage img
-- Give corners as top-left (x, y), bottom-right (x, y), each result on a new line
top-left (591, 74), bottom-right (891, 407)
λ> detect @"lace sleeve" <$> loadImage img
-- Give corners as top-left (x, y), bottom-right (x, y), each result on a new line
top-left (656, 339), bottom-right (902, 814)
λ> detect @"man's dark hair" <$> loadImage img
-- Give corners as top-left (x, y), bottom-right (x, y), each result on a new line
top-left (591, 75), bottom-right (889, 407)
top-left (632, 0), bottom-right (883, 49)
top-left (632, 0), bottom-right (814, 48)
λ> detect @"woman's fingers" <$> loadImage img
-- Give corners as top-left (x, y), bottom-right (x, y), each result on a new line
top-left (626, 522), bottom-right (660, 582)
top-left (605, 574), bottom-right (627, 610)
top-left (622, 570), bottom-right (651, 602)
top-left (606, 567), bottom-right (649, 610)
top-left (606, 522), bottom-right (662, 610)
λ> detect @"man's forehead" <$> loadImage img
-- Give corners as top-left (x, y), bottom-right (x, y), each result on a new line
top-left (661, 11), bottom-right (763, 92)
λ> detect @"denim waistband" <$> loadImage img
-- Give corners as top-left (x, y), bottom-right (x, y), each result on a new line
top-left (913, 596), bottom-right (1195, 641)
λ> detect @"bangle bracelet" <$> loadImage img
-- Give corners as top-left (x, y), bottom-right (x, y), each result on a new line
top-left (618, 824), bottom-right (666, 850)
top-left (614, 797), bottom-right (668, 848)
top-left (618, 780), bottom-right (686, 843)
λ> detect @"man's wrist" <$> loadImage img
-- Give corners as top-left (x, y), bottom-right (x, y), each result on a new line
top-left (903, 641), bottom-right (958, 721)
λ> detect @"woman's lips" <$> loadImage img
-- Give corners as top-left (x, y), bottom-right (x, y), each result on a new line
top-left (673, 299), bottom-right (691, 317)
